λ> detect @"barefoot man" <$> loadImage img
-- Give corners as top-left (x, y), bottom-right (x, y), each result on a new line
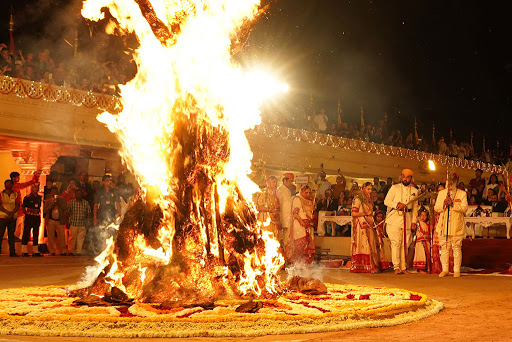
top-left (384, 169), bottom-right (418, 274)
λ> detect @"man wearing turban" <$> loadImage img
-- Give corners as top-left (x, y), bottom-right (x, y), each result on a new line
top-left (384, 169), bottom-right (418, 274)
top-left (434, 172), bottom-right (468, 278)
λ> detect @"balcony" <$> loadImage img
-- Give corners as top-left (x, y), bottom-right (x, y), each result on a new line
top-left (0, 75), bottom-right (501, 182)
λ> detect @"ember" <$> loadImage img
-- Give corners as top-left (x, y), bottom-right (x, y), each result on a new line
top-left (75, 0), bottom-right (286, 304)
top-left (285, 276), bottom-right (328, 295)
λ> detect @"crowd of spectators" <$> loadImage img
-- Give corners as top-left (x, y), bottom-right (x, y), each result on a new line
top-left (2, 40), bottom-right (510, 164)
top-left (313, 168), bottom-right (511, 237)
top-left (257, 167), bottom-right (511, 244)
top-left (262, 105), bottom-right (511, 166)
top-left (0, 43), bottom-right (134, 95)
top-left (0, 169), bottom-right (135, 257)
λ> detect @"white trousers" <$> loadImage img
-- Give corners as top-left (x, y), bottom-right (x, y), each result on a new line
top-left (387, 223), bottom-right (413, 271)
top-left (47, 220), bottom-right (67, 254)
top-left (68, 225), bottom-right (86, 254)
top-left (440, 235), bottom-right (463, 273)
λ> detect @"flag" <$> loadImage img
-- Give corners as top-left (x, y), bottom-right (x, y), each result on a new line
top-left (9, 11), bottom-right (15, 53)
top-left (414, 118), bottom-right (419, 143)
top-left (483, 136), bottom-right (486, 152)
top-left (383, 112), bottom-right (388, 138)
top-left (432, 123), bottom-right (435, 143)
top-left (360, 106), bottom-right (364, 128)
top-left (337, 97), bottom-right (342, 127)
top-left (74, 28), bottom-right (79, 58)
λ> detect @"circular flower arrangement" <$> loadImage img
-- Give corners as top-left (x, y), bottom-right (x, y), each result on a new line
top-left (0, 284), bottom-right (443, 338)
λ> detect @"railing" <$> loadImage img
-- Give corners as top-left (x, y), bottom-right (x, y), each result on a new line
top-left (251, 124), bottom-right (502, 173)
top-left (0, 75), bottom-right (122, 114)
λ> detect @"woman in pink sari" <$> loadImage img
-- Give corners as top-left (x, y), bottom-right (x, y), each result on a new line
top-left (350, 182), bottom-right (390, 273)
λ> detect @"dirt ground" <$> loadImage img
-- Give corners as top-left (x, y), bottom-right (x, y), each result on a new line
top-left (1, 256), bottom-right (512, 342)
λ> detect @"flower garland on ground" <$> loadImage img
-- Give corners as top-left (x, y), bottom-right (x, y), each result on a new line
top-left (0, 284), bottom-right (443, 338)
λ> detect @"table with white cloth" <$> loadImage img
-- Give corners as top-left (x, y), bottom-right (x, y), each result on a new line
top-left (464, 216), bottom-right (512, 239)
top-left (317, 211), bottom-right (352, 237)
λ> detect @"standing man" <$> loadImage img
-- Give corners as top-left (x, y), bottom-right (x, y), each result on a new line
top-left (21, 184), bottom-right (43, 257)
top-left (0, 180), bottom-right (20, 257)
top-left (277, 173), bottom-right (295, 248)
top-left (11, 170), bottom-right (41, 238)
top-left (373, 177), bottom-right (381, 192)
top-left (435, 173), bottom-right (468, 278)
top-left (314, 170), bottom-right (331, 201)
top-left (382, 177), bottom-right (394, 197)
top-left (384, 169), bottom-right (418, 274)
top-left (77, 172), bottom-right (94, 206)
top-left (93, 175), bottom-right (121, 227)
top-left (92, 175), bottom-right (121, 255)
top-left (44, 187), bottom-right (68, 256)
top-left (331, 172), bottom-right (347, 199)
top-left (67, 189), bottom-right (92, 255)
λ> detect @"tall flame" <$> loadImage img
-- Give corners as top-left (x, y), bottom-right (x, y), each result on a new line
top-left (81, 0), bottom-right (285, 301)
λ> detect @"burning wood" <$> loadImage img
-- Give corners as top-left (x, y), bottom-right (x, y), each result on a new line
top-left (285, 276), bottom-right (328, 295)
top-left (235, 300), bottom-right (263, 313)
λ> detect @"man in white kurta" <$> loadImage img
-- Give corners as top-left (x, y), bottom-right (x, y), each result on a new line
top-left (434, 174), bottom-right (468, 278)
top-left (277, 173), bottom-right (295, 247)
top-left (384, 169), bottom-right (418, 274)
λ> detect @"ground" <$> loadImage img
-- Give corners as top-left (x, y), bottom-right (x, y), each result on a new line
top-left (1, 257), bottom-right (511, 341)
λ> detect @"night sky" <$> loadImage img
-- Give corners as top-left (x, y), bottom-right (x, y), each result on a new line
top-left (1, 0), bottom-right (511, 150)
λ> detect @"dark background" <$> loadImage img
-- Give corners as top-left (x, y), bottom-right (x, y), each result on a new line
top-left (1, 0), bottom-right (511, 151)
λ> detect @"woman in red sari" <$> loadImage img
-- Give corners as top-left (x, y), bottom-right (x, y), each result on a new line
top-left (413, 209), bottom-right (431, 273)
top-left (287, 185), bottom-right (315, 263)
top-left (350, 182), bottom-right (390, 273)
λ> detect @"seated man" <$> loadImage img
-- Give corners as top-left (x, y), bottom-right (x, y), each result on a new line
top-left (490, 194), bottom-right (507, 213)
top-left (482, 194), bottom-right (508, 238)
top-left (316, 189), bottom-right (338, 236)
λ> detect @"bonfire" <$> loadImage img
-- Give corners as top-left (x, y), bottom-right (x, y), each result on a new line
top-left (72, 0), bottom-right (294, 305)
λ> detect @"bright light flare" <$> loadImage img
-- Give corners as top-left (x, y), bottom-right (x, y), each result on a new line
top-left (244, 69), bottom-right (289, 102)
top-left (428, 160), bottom-right (436, 171)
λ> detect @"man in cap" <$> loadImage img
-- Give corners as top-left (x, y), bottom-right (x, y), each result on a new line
top-left (277, 173), bottom-right (295, 247)
top-left (434, 172), bottom-right (468, 278)
top-left (384, 169), bottom-right (418, 274)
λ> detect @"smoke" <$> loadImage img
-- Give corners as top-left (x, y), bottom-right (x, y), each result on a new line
top-left (285, 261), bottom-right (325, 282)
top-left (75, 224), bottom-right (118, 288)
